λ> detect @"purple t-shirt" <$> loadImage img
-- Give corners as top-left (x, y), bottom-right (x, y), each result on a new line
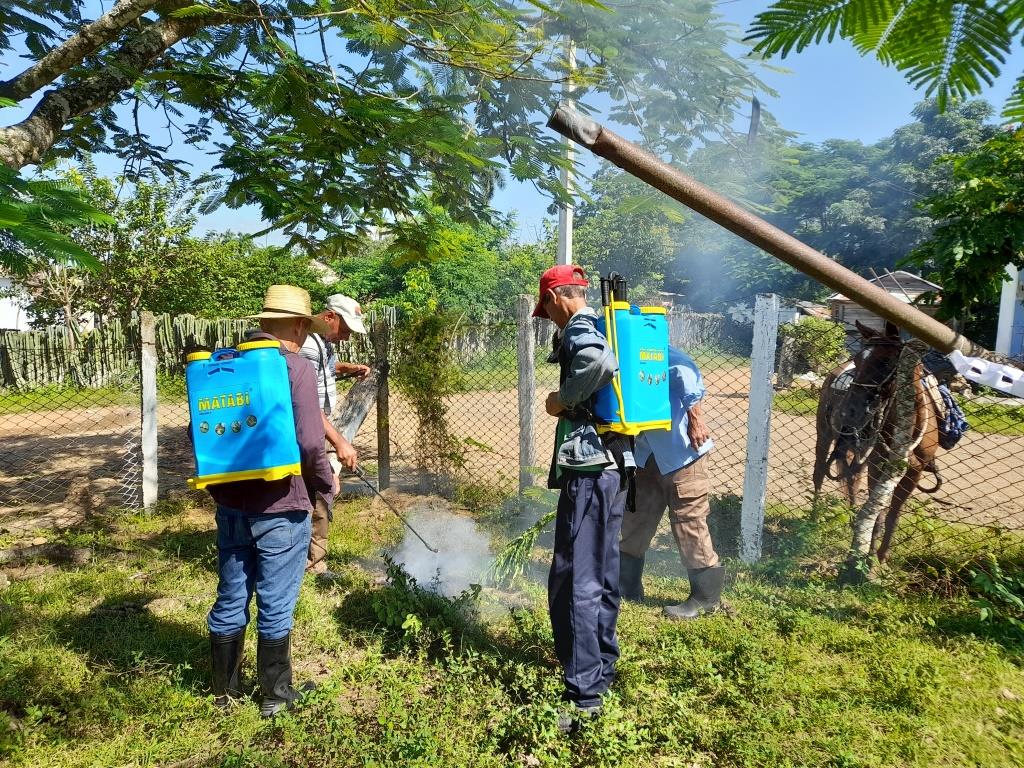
top-left (206, 332), bottom-right (334, 514)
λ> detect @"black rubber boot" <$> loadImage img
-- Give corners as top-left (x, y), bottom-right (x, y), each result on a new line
top-left (619, 552), bottom-right (646, 602)
top-left (663, 565), bottom-right (725, 620)
top-left (210, 630), bottom-right (245, 709)
top-left (257, 633), bottom-right (316, 718)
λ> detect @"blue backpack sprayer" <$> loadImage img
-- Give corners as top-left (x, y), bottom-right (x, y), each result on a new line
top-left (593, 272), bottom-right (672, 435)
top-left (185, 340), bottom-right (302, 490)
top-left (184, 338), bottom-right (439, 551)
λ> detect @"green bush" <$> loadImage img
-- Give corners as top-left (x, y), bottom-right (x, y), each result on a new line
top-left (779, 316), bottom-right (848, 375)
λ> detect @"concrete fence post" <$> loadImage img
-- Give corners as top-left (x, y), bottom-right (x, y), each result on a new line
top-left (140, 311), bottom-right (158, 511)
top-left (371, 316), bottom-right (391, 491)
top-left (517, 295), bottom-right (537, 494)
top-left (740, 293), bottom-right (779, 563)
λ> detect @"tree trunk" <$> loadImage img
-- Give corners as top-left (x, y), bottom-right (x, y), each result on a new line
top-left (0, 10), bottom-right (229, 169)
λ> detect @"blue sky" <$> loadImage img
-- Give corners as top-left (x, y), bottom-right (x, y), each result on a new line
top-left (8, 1), bottom-right (1024, 244)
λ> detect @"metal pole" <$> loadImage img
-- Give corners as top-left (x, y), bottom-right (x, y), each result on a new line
top-left (546, 102), bottom-right (999, 361)
top-left (556, 39), bottom-right (576, 266)
top-left (516, 295), bottom-right (537, 493)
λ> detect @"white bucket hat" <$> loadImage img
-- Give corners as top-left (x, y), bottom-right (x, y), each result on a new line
top-left (247, 284), bottom-right (330, 335)
top-left (324, 294), bottom-right (368, 334)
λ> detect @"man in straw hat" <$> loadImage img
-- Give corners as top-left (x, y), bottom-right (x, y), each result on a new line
top-left (206, 284), bottom-right (335, 718)
top-left (299, 293), bottom-right (371, 575)
top-left (534, 265), bottom-right (635, 735)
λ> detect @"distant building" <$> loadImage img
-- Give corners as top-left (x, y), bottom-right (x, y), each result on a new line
top-left (829, 271), bottom-right (944, 333)
top-left (997, 265), bottom-right (1024, 359)
top-left (0, 273), bottom-right (30, 330)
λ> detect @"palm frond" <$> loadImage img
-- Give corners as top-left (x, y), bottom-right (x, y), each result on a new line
top-left (748, 0), bottom-right (1017, 115)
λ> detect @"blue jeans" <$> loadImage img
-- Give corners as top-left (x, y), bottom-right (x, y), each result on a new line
top-left (207, 506), bottom-right (312, 640)
top-left (548, 468), bottom-right (626, 708)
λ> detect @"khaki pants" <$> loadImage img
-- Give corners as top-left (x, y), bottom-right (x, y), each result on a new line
top-left (306, 447), bottom-right (340, 574)
top-left (619, 454), bottom-right (719, 570)
top-left (306, 495), bottom-right (330, 573)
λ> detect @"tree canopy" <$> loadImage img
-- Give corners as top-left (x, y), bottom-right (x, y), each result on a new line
top-left (0, 0), bottom-right (770, 263)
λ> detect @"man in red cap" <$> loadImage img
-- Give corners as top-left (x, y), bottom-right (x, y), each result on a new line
top-left (534, 264), bottom-right (633, 735)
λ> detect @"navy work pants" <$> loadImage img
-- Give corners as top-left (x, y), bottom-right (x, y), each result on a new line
top-left (548, 467), bottom-right (626, 707)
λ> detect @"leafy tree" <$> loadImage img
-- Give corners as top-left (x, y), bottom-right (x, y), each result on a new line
top-left (573, 167), bottom-right (683, 298)
top-left (20, 164), bottom-right (326, 323)
top-left (0, 162), bottom-right (112, 273)
top-left (0, 0), bottom-right (772, 256)
top-left (746, 0), bottom-right (1024, 119)
top-left (905, 128), bottom-right (1024, 327)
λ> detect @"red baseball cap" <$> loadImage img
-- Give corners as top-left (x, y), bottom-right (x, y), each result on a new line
top-left (533, 264), bottom-right (589, 319)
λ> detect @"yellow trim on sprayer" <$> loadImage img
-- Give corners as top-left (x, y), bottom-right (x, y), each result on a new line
top-left (604, 303), bottom-right (630, 431)
top-left (187, 462), bottom-right (302, 490)
top-left (186, 351), bottom-right (212, 363)
top-left (597, 419), bottom-right (672, 436)
top-left (236, 339), bottom-right (281, 352)
top-left (638, 306), bottom-right (667, 315)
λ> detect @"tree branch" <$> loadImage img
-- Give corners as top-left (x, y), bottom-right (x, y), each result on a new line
top-left (0, 0), bottom-right (170, 102)
top-left (0, 8), bottom-right (236, 170)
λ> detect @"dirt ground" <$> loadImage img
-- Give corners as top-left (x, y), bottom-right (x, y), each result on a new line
top-left (3, 366), bottom-right (1024, 537)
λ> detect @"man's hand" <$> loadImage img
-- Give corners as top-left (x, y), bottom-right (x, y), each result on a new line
top-left (687, 403), bottom-right (710, 449)
top-left (336, 437), bottom-right (358, 471)
top-left (332, 472), bottom-right (341, 496)
top-left (545, 391), bottom-right (566, 417)
top-left (337, 361), bottom-right (372, 380)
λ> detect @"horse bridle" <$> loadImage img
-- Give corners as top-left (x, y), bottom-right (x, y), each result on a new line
top-left (832, 338), bottom-right (903, 435)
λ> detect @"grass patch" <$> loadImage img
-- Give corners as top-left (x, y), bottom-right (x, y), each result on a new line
top-left (773, 387), bottom-right (819, 416)
top-left (0, 385), bottom-right (138, 414)
top-left (1, 496), bottom-right (1023, 767)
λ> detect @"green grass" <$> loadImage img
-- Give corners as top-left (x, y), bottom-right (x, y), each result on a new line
top-left (0, 385), bottom-right (139, 414)
top-left (1, 495), bottom-right (1023, 767)
top-left (772, 387), bottom-right (820, 416)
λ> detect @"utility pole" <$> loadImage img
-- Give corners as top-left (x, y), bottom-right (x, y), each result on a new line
top-left (556, 38), bottom-right (576, 266)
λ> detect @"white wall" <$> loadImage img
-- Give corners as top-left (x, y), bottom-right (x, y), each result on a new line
top-left (0, 277), bottom-right (30, 330)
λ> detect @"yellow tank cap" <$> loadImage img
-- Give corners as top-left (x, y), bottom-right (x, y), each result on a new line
top-left (236, 339), bottom-right (281, 352)
top-left (186, 351), bottom-right (212, 363)
top-left (638, 306), bottom-right (668, 315)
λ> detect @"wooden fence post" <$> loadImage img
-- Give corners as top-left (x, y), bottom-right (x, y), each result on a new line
top-left (371, 316), bottom-right (391, 491)
top-left (517, 295), bottom-right (537, 494)
top-left (740, 293), bottom-right (779, 563)
top-left (140, 311), bottom-right (158, 511)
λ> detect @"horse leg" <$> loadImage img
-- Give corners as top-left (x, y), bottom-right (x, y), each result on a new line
top-left (874, 468), bottom-right (922, 564)
top-left (812, 437), bottom-right (832, 508)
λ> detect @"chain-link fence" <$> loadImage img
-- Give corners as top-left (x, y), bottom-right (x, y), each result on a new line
top-left (5, 298), bottom-right (1023, 584)
top-left (0, 322), bottom-right (142, 533)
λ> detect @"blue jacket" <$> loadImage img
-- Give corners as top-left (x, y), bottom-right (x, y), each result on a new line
top-left (635, 346), bottom-right (714, 474)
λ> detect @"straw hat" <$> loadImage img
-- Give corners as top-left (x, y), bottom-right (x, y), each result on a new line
top-left (247, 285), bottom-right (330, 335)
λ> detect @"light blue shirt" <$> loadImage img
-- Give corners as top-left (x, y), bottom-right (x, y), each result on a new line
top-left (634, 346), bottom-right (714, 475)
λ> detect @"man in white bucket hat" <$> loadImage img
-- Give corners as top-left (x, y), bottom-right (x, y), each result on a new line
top-left (206, 284), bottom-right (334, 717)
top-left (299, 293), bottom-right (371, 575)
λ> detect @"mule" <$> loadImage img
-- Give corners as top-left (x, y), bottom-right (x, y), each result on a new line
top-left (813, 321), bottom-right (943, 562)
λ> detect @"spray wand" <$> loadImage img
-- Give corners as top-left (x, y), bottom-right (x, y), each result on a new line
top-left (352, 466), bottom-right (439, 553)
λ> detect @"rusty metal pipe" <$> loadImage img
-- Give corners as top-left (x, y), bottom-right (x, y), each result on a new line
top-left (547, 102), bottom-right (995, 359)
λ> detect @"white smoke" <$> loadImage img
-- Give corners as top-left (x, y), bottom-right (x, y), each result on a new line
top-left (389, 502), bottom-right (493, 596)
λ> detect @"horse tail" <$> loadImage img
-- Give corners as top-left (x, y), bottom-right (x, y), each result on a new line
top-left (917, 461), bottom-right (943, 493)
